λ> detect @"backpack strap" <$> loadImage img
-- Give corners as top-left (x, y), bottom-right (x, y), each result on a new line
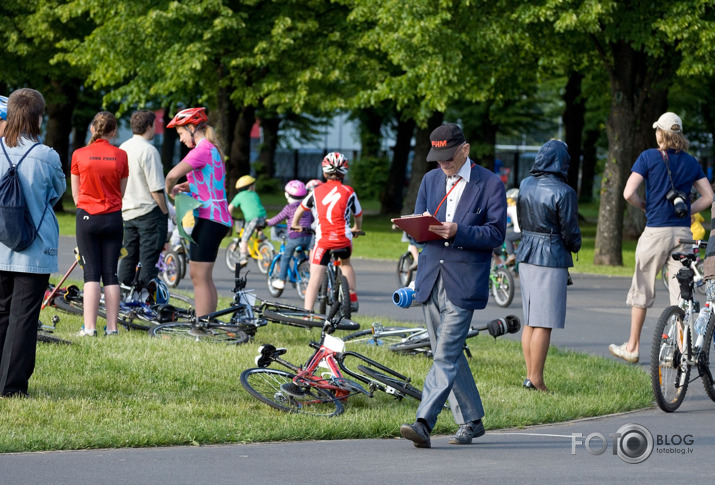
top-left (0, 138), bottom-right (46, 233)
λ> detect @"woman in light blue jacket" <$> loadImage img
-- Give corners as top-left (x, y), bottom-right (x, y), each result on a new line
top-left (0, 88), bottom-right (66, 398)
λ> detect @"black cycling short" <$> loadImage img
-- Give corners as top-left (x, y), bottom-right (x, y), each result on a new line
top-left (189, 217), bottom-right (230, 263)
top-left (76, 209), bottom-right (124, 285)
top-left (312, 245), bottom-right (352, 266)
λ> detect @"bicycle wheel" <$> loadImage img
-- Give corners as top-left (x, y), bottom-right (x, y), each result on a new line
top-left (695, 259), bottom-right (707, 295)
top-left (651, 306), bottom-right (690, 412)
top-left (491, 266), bottom-right (514, 307)
top-left (53, 292), bottom-right (84, 316)
top-left (337, 274), bottom-right (351, 320)
top-left (397, 252), bottom-right (414, 287)
top-left (150, 322), bottom-right (250, 345)
top-left (356, 364), bottom-right (422, 401)
top-left (240, 368), bottom-right (343, 417)
top-left (256, 242), bottom-right (274, 274)
top-left (266, 259), bottom-right (284, 298)
top-left (225, 240), bottom-right (240, 272)
top-left (262, 308), bottom-right (359, 331)
top-left (37, 331), bottom-right (72, 345)
top-left (700, 314), bottom-right (715, 402)
top-left (169, 291), bottom-right (194, 307)
top-left (160, 250), bottom-right (183, 288)
top-left (296, 261), bottom-right (311, 299)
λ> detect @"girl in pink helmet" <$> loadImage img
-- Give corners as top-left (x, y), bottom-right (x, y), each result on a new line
top-left (264, 180), bottom-right (313, 289)
top-left (164, 107), bottom-right (231, 316)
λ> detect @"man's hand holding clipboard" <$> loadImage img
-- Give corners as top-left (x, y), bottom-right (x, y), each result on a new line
top-left (391, 212), bottom-right (457, 242)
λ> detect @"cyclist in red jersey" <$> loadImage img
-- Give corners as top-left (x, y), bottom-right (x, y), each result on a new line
top-left (291, 152), bottom-right (362, 313)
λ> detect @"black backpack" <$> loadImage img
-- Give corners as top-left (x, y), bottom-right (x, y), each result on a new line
top-left (0, 139), bottom-right (45, 251)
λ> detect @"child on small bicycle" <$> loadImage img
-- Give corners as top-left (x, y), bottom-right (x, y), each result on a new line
top-left (265, 180), bottom-right (313, 290)
top-left (228, 175), bottom-right (267, 266)
top-left (291, 152), bottom-right (363, 313)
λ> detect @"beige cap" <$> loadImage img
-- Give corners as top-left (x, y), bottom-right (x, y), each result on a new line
top-left (652, 112), bottom-right (682, 133)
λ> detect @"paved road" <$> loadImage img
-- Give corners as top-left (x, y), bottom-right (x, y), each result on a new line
top-left (3, 237), bottom-right (713, 483)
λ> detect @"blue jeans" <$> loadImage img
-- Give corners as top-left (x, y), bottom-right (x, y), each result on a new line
top-left (416, 275), bottom-right (485, 430)
top-left (279, 236), bottom-right (311, 281)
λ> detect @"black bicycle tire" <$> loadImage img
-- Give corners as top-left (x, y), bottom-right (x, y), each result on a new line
top-left (150, 322), bottom-right (250, 345)
top-left (240, 368), bottom-right (343, 417)
top-left (37, 332), bottom-right (72, 345)
top-left (256, 242), bottom-right (274, 275)
top-left (296, 260), bottom-right (311, 299)
top-left (356, 364), bottom-right (422, 401)
top-left (262, 309), bottom-right (359, 331)
top-left (161, 250), bottom-right (183, 288)
top-left (317, 275), bottom-right (329, 315)
top-left (337, 273), bottom-right (351, 320)
top-left (700, 313), bottom-right (715, 402)
top-left (225, 240), bottom-right (239, 272)
top-left (53, 294), bottom-right (84, 315)
top-left (491, 266), bottom-right (515, 307)
top-left (397, 252), bottom-right (414, 287)
top-left (266, 258), bottom-right (284, 298)
top-left (169, 291), bottom-right (194, 306)
top-left (650, 306), bottom-right (690, 412)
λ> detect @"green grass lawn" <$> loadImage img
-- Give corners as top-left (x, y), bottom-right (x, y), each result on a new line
top-left (1, 304), bottom-right (652, 453)
top-left (9, 197), bottom-right (661, 453)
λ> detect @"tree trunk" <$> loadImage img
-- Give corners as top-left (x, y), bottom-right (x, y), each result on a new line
top-left (257, 116), bottom-right (280, 180)
top-left (355, 107), bottom-right (383, 158)
top-left (403, 112), bottom-right (443, 213)
top-left (563, 71), bottom-right (585, 194)
top-left (160, 108), bottom-right (178, 172)
top-left (380, 116), bottom-right (415, 214)
top-left (227, 106), bottom-right (256, 199)
top-left (594, 42), bottom-right (661, 265)
top-left (44, 80), bottom-right (78, 213)
top-left (579, 128), bottom-right (599, 203)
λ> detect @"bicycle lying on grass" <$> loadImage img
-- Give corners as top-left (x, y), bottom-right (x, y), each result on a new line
top-left (37, 316), bottom-right (71, 345)
top-left (651, 239), bottom-right (715, 412)
top-left (342, 316), bottom-right (521, 358)
top-left (150, 263), bottom-right (359, 345)
top-left (240, 314), bottom-right (421, 416)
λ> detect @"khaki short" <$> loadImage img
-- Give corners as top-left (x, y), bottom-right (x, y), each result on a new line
top-left (626, 226), bottom-right (692, 308)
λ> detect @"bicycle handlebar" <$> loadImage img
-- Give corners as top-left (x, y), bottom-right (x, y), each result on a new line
top-left (679, 239), bottom-right (708, 249)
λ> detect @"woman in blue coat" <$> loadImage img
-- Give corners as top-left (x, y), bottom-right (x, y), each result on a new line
top-left (516, 140), bottom-right (581, 392)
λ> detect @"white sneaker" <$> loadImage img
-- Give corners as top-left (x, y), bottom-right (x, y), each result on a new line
top-left (608, 342), bottom-right (639, 363)
top-left (272, 279), bottom-right (285, 290)
top-left (76, 327), bottom-right (97, 337)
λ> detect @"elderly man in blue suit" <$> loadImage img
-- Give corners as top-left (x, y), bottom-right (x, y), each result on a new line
top-left (400, 123), bottom-right (506, 448)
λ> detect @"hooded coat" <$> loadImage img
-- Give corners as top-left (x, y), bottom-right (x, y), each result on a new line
top-left (516, 140), bottom-right (581, 268)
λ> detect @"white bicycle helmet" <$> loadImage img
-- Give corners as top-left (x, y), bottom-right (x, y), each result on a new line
top-left (321, 152), bottom-right (349, 175)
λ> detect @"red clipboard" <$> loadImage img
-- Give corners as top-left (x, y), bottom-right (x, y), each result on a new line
top-left (391, 215), bottom-right (444, 241)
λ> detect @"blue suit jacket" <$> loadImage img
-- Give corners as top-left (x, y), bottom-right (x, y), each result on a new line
top-left (413, 162), bottom-right (506, 310)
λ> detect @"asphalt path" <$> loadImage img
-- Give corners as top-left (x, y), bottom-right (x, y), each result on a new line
top-left (2, 236), bottom-right (713, 483)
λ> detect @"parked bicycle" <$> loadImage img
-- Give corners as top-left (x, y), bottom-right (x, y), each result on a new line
top-left (158, 237), bottom-right (189, 288)
top-left (240, 314), bottom-right (421, 417)
top-left (489, 260), bottom-right (515, 307)
top-left (266, 228), bottom-right (311, 299)
top-left (397, 250), bottom-right (416, 287)
top-left (225, 218), bottom-right (274, 274)
top-left (651, 239), bottom-right (715, 412)
top-left (661, 246), bottom-right (705, 295)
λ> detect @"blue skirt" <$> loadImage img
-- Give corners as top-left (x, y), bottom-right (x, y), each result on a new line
top-left (519, 262), bottom-right (568, 329)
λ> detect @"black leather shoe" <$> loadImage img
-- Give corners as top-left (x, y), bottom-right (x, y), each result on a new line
top-left (448, 419), bottom-right (485, 444)
top-left (400, 421), bottom-right (431, 448)
top-left (523, 379), bottom-right (536, 390)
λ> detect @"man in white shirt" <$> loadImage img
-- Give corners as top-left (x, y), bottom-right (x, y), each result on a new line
top-left (118, 110), bottom-right (169, 288)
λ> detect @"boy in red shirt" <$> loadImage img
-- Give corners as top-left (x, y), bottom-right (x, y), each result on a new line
top-left (292, 152), bottom-right (362, 313)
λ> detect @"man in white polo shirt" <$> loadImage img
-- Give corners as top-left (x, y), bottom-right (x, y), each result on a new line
top-left (118, 110), bottom-right (169, 288)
